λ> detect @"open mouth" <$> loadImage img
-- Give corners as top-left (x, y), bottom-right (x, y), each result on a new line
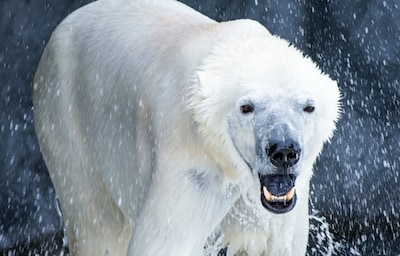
top-left (259, 173), bottom-right (297, 214)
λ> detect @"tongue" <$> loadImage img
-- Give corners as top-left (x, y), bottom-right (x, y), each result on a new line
top-left (259, 174), bottom-right (296, 197)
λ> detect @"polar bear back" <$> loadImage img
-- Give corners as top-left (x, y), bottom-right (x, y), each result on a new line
top-left (33, 0), bottom-right (270, 221)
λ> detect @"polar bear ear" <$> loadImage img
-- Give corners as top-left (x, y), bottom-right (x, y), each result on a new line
top-left (188, 71), bottom-right (211, 121)
top-left (195, 70), bottom-right (216, 99)
top-left (196, 70), bottom-right (212, 90)
top-left (196, 70), bottom-right (207, 88)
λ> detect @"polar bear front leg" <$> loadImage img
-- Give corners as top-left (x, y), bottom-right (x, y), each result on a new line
top-left (127, 168), bottom-right (237, 256)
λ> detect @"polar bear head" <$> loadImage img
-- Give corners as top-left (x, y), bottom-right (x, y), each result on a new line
top-left (189, 25), bottom-right (340, 214)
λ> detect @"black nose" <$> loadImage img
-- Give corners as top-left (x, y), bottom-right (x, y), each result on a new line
top-left (267, 140), bottom-right (301, 169)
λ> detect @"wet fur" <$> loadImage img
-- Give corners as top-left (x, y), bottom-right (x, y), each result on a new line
top-left (33, 0), bottom-right (340, 255)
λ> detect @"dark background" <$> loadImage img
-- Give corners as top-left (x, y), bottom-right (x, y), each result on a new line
top-left (1, 0), bottom-right (399, 255)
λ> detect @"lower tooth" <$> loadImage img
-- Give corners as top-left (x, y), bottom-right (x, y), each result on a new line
top-left (286, 187), bottom-right (296, 201)
top-left (263, 186), bottom-right (272, 201)
top-left (263, 186), bottom-right (296, 203)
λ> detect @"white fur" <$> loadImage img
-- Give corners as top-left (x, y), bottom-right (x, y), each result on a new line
top-left (33, 0), bottom-right (340, 255)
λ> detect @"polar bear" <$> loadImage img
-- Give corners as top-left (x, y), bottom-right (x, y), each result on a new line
top-left (33, 0), bottom-right (340, 255)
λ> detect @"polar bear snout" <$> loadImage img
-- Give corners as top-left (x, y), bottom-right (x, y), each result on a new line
top-left (266, 139), bottom-right (301, 170)
top-left (257, 139), bottom-right (300, 214)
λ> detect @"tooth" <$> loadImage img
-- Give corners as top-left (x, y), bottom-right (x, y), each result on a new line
top-left (263, 186), bottom-right (272, 201)
top-left (263, 186), bottom-right (296, 203)
top-left (285, 187), bottom-right (296, 201)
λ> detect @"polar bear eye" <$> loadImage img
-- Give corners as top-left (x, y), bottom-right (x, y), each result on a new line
top-left (240, 104), bottom-right (254, 114)
top-left (303, 105), bottom-right (315, 113)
